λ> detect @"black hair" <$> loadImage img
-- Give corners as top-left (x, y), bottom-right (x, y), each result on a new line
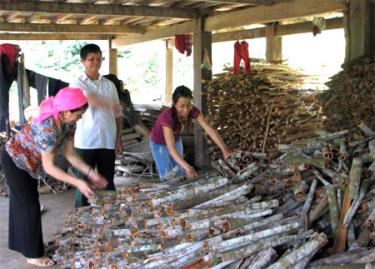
top-left (171, 85), bottom-right (193, 131)
top-left (80, 44), bottom-right (102, 60)
top-left (172, 85), bottom-right (193, 104)
top-left (104, 74), bottom-right (121, 93)
top-left (69, 103), bottom-right (88, 113)
top-left (103, 74), bottom-right (132, 106)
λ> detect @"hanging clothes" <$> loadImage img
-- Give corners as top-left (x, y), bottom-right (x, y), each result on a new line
top-left (175, 35), bottom-right (192, 56)
top-left (0, 44), bottom-right (19, 134)
top-left (26, 69), bottom-right (48, 104)
top-left (17, 54), bottom-right (29, 126)
top-left (26, 69), bottom-right (69, 104)
top-left (48, 77), bottom-right (68, 97)
top-left (0, 43), bottom-right (19, 73)
top-left (233, 41), bottom-right (251, 74)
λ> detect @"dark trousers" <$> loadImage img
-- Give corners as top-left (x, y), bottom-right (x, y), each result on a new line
top-left (1, 149), bottom-right (44, 258)
top-left (74, 148), bottom-right (116, 208)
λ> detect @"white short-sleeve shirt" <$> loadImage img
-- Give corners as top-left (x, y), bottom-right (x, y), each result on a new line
top-left (70, 73), bottom-right (120, 149)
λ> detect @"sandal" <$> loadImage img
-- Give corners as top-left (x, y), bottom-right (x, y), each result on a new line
top-left (40, 205), bottom-right (47, 215)
top-left (26, 257), bottom-right (55, 267)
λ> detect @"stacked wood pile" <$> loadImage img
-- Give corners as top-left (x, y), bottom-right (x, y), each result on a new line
top-left (133, 104), bottom-right (166, 130)
top-left (318, 56), bottom-right (375, 132)
top-left (115, 127), bottom-right (150, 177)
top-left (50, 123), bottom-right (375, 268)
top-left (204, 64), bottom-right (321, 160)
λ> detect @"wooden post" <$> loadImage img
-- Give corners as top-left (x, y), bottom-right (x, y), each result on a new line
top-left (266, 22), bottom-right (282, 63)
top-left (165, 39), bottom-right (174, 105)
top-left (193, 16), bottom-right (212, 169)
top-left (345, 0), bottom-right (375, 62)
top-left (108, 37), bottom-right (118, 75)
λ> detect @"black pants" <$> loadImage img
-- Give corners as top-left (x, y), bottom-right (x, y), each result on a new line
top-left (74, 148), bottom-right (116, 207)
top-left (1, 149), bottom-right (44, 258)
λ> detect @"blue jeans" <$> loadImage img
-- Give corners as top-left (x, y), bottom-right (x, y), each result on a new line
top-left (150, 138), bottom-right (185, 178)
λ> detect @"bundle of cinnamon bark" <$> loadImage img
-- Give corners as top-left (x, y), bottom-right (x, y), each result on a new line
top-left (50, 123), bottom-right (375, 268)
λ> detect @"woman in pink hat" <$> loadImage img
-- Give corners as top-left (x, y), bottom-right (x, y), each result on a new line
top-left (1, 87), bottom-right (107, 267)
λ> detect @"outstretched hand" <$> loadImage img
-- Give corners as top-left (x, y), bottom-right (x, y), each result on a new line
top-left (87, 170), bottom-right (108, 189)
top-left (223, 149), bottom-right (232, 160)
top-left (76, 180), bottom-right (95, 199)
top-left (185, 166), bottom-right (198, 179)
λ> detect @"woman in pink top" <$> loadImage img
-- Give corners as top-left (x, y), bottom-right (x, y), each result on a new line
top-left (150, 86), bottom-right (232, 179)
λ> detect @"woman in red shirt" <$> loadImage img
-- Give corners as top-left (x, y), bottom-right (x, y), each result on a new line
top-left (150, 86), bottom-right (231, 179)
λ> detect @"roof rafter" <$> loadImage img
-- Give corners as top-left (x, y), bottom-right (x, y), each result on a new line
top-left (113, 0), bottom-right (344, 46)
top-left (0, 33), bottom-right (111, 40)
top-left (205, 0), bottom-right (345, 31)
top-left (184, 0), bottom-right (282, 5)
top-left (0, 1), bottom-right (199, 19)
top-left (0, 22), bottom-right (145, 34)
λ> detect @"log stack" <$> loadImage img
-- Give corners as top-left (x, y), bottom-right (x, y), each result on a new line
top-left (115, 127), bottom-right (149, 177)
top-left (204, 64), bottom-right (321, 160)
top-left (133, 104), bottom-right (166, 130)
top-left (318, 56), bottom-right (375, 132)
top-left (50, 123), bottom-right (375, 268)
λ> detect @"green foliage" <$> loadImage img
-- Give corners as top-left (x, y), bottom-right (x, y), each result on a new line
top-left (141, 52), bottom-right (159, 86)
top-left (35, 41), bottom-right (88, 72)
top-left (118, 49), bottom-right (131, 58)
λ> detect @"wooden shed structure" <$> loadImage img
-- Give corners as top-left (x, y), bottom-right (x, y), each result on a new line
top-left (1, 0), bottom-right (373, 167)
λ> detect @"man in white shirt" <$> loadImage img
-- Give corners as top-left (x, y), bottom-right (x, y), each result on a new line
top-left (70, 44), bottom-right (122, 207)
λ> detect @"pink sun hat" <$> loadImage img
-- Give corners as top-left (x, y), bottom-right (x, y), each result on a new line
top-left (33, 87), bottom-right (87, 124)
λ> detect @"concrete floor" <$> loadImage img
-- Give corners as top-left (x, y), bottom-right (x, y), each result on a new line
top-left (0, 189), bottom-right (74, 269)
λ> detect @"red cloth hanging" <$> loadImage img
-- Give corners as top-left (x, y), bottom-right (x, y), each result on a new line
top-left (175, 35), bottom-right (192, 56)
top-left (0, 43), bottom-right (19, 72)
top-left (233, 41), bottom-right (251, 74)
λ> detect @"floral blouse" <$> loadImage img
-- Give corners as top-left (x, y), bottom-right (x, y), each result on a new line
top-left (5, 117), bottom-right (75, 179)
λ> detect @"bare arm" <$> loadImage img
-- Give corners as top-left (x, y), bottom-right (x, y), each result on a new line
top-left (163, 126), bottom-right (197, 178)
top-left (86, 93), bottom-right (122, 116)
top-left (196, 114), bottom-right (232, 159)
top-left (115, 116), bottom-right (123, 155)
top-left (41, 149), bottom-right (95, 198)
top-left (63, 139), bottom-right (108, 189)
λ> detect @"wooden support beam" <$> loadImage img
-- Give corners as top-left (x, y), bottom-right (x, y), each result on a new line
top-left (212, 16), bottom-right (343, 42)
top-left (56, 14), bottom-right (72, 23)
top-left (79, 15), bottom-right (98, 25)
top-left (165, 39), bottom-right (174, 105)
top-left (182, 0), bottom-right (275, 5)
top-left (113, 20), bottom-right (197, 47)
top-left (26, 14), bottom-right (42, 24)
top-left (0, 22), bottom-right (145, 34)
top-left (0, 33), bottom-right (110, 40)
top-left (266, 22), bottom-right (282, 63)
top-left (193, 16), bottom-right (211, 169)
top-left (5, 12), bottom-right (19, 22)
top-left (0, 1), bottom-right (199, 19)
top-left (213, 28), bottom-right (266, 42)
top-left (345, 0), bottom-right (375, 62)
top-left (276, 16), bottom-right (343, 35)
top-left (108, 37), bottom-right (118, 75)
top-left (109, 49), bottom-right (118, 75)
top-left (205, 0), bottom-right (345, 32)
top-left (113, 0), bottom-right (344, 46)
top-left (115, 16), bottom-right (342, 46)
